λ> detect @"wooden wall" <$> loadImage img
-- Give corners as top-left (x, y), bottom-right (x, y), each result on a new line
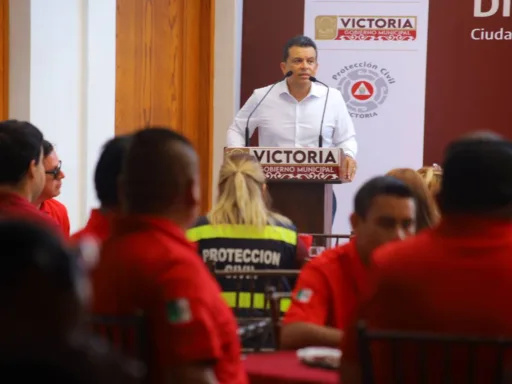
top-left (115, 0), bottom-right (215, 213)
top-left (0, 0), bottom-right (8, 120)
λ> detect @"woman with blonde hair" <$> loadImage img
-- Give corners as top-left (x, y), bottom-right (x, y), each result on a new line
top-left (208, 153), bottom-right (292, 227)
top-left (386, 168), bottom-right (440, 232)
top-left (187, 153), bottom-right (305, 314)
top-left (417, 164), bottom-right (443, 197)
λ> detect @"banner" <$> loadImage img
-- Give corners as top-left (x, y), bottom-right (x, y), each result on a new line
top-left (224, 147), bottom-right (343, 181)
top-left (304, 0), bottom-right (430, 234)
top-left (423, 0), bottom-right (512, 164)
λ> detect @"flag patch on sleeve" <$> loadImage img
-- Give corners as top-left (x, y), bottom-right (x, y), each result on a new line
top-left (295, 288), bottom-right (313, 303)
top-left (166, 298), bottom-right (192, 324)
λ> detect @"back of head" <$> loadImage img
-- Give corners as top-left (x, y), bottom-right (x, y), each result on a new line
top-left (0, 120), bottom-right (44, 186)
top-left (386, 168), bottom-right (440, 231)
top-left (94, 135), bottom-right (133, 209)
top-left (439, 132), bottom-right (512, 216)
top-left (354, 176), bottom-right (414, 218)
top-left (121, 127), bottom-right (198, 216)
top-left (209, 153), bottom-right (290, 227)
top-left (0, 219), bottom-right (83, 337)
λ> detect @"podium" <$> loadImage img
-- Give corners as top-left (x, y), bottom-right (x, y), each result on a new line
top-left (224, 147), bottom-right (344, 234)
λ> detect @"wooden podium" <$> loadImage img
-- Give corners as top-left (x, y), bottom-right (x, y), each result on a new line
top-left (224, 147), bottom-right (344, 234)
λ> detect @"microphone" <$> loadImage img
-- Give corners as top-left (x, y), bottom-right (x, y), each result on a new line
top-left (244, 70), bottom-right (293, 147)
top-left (309, 76), bottom-right (329, 148)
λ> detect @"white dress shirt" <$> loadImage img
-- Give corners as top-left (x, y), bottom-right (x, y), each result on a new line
top-left (226, 80), bottom-right (357, 158)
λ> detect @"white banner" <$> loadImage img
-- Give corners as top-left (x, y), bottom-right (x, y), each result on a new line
top-left (304, 0), bottom-right (430, 234)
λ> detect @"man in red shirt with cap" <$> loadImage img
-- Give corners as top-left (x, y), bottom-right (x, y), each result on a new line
top-left (0, 120), bottom-right (60, 233)
top-left (92, 127), bottom-right (246, 384)
top-left (281, 176), bottom-right (416, 349)
top-left (341, 133), bottom-right (512, 384)
top-left (71, 135), bottom-right (132, 243)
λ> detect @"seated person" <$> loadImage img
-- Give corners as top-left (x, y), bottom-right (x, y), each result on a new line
top-left (280, 176), bottom-right (416, 350)
top-left (71, 135), bottom-right (132, 243)
top-left (0, 120), bottom-right (61, 234)
top-left (34, 140), bottom-right (70, 236)
top-left (187, 153), bottom-right (307, 315)
top-left (341, 135), bottom-right (512, 384)
top-left (0, 219), bottom-right (141, 383)
top-left (92, 128), bottom-right (246, 384)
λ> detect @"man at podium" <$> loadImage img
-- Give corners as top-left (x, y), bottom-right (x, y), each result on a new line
top-left (226, 35), bottom-right (357, 182)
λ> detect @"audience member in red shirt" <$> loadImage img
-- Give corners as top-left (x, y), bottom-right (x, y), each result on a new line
top-left (33, 140), bottom-right (70, 236)
top-left (40, 199), bottom-right (70, 235)
top-left (92, 127), bottom-right (246, 384)
top-left (281, 176), bottom-right (417, 350)
top-left (39, 199), bottom-right (70, 237)
top-left (0, 120), bottom-right (60, 233)
top-left (341, 133), bottom-right (512, 384)
top-left (71, 135), bottom-right (132, 243)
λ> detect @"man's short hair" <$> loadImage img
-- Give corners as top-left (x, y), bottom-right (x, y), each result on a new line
top-left (42, 140), bottom-right (54, 158)
top-left (354, 176), bottom-right (414, 218)
top-left (0, 120), bottom-right (44, 186)
top-left (121, 127), bottom-right (196, 214)
top-left (439, 134), bottom-right (512, 213)
top-left (282, 35), bottom-right (317, 62)
top-left (94, 135), bottom-right (133, 208)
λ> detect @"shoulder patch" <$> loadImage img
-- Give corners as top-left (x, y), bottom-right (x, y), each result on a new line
top-left (295, 288), bottom-right (313, 303)
top-left (166, 299), bottom-right (192, 324)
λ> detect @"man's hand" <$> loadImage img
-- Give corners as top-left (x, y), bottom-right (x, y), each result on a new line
top-left (341, 156), bottom-right (357, 182)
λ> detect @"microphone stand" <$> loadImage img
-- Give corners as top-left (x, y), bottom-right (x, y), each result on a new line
top-left (244, 70), bottom-right (293, 147)
top-left (309, 76), bottom-right (329, 148)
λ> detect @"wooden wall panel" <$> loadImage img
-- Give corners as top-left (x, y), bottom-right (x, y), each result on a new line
top-left (241, 0), bottom-right (304, 146)
top-left (0, 0), bottom-right (8, 120)
top-left (115, 0), bottom-right (214, 213)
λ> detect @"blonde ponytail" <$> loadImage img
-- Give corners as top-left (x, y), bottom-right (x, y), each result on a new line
top-left (208, 154), bottom-right (291, 228)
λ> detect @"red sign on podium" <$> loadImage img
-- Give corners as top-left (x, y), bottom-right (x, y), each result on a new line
top-left (224, 147), bottom-right (343, 182)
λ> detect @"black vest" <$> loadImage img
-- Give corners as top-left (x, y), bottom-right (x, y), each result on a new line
top-left (187, 216), bottom-right (298, 309)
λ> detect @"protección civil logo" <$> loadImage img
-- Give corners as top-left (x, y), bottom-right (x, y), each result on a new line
top-left (332, 62), bottom-right (395, 119)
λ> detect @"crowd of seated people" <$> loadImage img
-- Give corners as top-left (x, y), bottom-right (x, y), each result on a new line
top-left (4, 118), bottom-right (512, 383)
top-left (341, 133), bottom-right (512, 383)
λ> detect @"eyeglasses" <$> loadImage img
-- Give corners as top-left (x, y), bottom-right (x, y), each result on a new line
top-left (45, 160), bottom-right (63, 179)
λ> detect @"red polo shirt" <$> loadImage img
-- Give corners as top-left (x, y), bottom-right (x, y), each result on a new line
top-left (92, 215), bottom-right (247, 384)
top-left (71, 209), bottom-right (112, 243)
top-left (283, 240), bottom-right (368, 330)
top-left (342, 216), bottom-right (512, 383)
top-left (40, 198), bottom-right (70, 236)
top-left (0, 192), bottom-right (61, 235)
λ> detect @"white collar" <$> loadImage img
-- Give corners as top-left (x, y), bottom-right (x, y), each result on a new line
top-left (278, 78), bottom-right (327, 98)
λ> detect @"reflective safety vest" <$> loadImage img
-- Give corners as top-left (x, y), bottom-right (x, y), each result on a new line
top-left (221, 291), bottom-right (291, 313)
top-left (187, 216), bottom-right (298, 312)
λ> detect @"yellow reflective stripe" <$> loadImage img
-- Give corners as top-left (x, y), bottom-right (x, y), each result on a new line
top-left (187, 224), bottom-right (297, 246)
top-left (222, 292), bottom-right (291, 312)
top-left (281, 298), bottom-right (291, 312)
